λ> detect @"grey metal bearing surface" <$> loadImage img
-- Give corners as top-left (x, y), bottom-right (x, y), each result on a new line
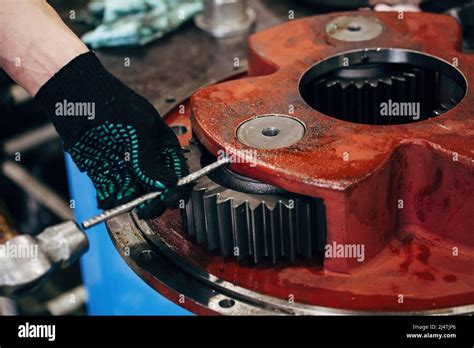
top-left (236, 114), bottom-right (306, 150)
top-left (325, 15), bottom-right (384, 42)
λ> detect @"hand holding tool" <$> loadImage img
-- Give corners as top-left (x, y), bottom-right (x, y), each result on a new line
top-left (81, 156), bottom-right (231, 229)
top-left (0, 158), bottom-right (230, 296)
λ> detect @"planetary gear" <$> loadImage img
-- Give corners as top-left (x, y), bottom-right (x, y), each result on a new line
top-left (181, 144), bottom-right (327, 264)
top-left (306, 62), bottom-right (463, 124)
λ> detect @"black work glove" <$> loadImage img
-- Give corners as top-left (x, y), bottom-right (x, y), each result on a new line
top-left (35, 51), bottom-right (190, 219)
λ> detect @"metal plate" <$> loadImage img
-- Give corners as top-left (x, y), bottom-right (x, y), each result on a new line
top-left (236, 114), bottom-right (306, 149)
top-left (325, 15), bottom-right (384, 42)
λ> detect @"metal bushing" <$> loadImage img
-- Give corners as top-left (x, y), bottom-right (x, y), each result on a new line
top-left (195, 0), bottom-right (256, 38)
top-left (236, 115), bottom-right (306, 149)
top-left (325, 15), bottom-right (384, 42)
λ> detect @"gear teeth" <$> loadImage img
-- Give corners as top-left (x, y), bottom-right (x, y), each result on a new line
top-left (310, 65), bottom-right (465, 124)
top-left (402, 72), bottom-right (417, 102)
top-left (367, 80), bottom-right (378, 124)
top-left (360, 82), bottom-right (371, 124)
top-left (346, 82), bottom-right (358, 122)
top-left (268, 205), bottom-right (280, 263)
top-left (204, 194), bottom-right (220, 251)
top-left (340, 82), bottom-right (350, 118)
top-left (391, 76), bottom-right (406, 100)
top-left (279, 200), bottom-right (295, 261)
top-left (313, 79), bottom-right (327, 116)
top-left (181, 146), bottom-right (326, 264)
top-left (193, 189), bottom-right (207, 244)
top-left (216, 198), bottom-right (232, 257)
top-left (326, 81), bottom-right (340, 116)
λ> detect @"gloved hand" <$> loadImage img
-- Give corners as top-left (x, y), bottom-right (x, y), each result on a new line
top-left (34, 51), bottom-right (190, 219)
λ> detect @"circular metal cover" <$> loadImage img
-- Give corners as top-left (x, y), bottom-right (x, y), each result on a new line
top-left (236, 114), bottom-right (306, 149)
top-left (325, 15), bottom-right (383, 42)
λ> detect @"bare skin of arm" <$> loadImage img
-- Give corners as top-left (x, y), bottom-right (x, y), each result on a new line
top-left (0, 0), bottom-right (89, 96)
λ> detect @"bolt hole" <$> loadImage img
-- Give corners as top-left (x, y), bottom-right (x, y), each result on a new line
top-left (171, 125), bottom-right (188, 135)
top-left (261, 127), bottom-right (280, 137)
top-left (165, 96), bottom-right (177, 103)
top-left (218, 299), bottom-right (236, 308)
top-left (347, 24), bottom-right (362, 32)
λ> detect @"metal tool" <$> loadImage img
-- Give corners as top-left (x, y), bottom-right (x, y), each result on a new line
top-left (0, 158), bottom-right (230, 296)
top-left (0, 221), bottom-right (88, 296)
top-left (81, 157), bottom-right (231, 229)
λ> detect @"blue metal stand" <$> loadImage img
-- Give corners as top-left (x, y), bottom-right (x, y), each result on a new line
top-left (65, 154), bottom-right (190, 315)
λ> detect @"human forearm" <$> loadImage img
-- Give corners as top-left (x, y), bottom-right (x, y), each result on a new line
top-left (0, 0), bottom-right (88, 96)
top-left (1, 1), bottom-right (190, 216)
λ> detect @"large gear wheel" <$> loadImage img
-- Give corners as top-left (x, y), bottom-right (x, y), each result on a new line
top-left (181, 144), bottom-right (327, 264)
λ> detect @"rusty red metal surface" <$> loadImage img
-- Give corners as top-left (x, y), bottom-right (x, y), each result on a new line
top-left (165, 100), bottom-right (193, 147)
top-left (152, 12), bottom-right (474, 313)
top-left (190, 12), bottom-right (474, 272)
top-left (149, 211), bottom-right (474, 312)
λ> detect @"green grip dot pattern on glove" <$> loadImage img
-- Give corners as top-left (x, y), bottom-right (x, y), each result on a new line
top-left (34, 51), bottom-right (190, 216)
top-left (68, 121), bottom-right (184, 209)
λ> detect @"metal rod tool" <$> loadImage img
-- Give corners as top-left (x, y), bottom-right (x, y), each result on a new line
top-left (81, 157), bottom-right (231, 229)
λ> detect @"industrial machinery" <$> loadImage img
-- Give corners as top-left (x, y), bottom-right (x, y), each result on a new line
top-left (6, 10), bottom-right (473, 316)
top-left (106, 11), bottom-right (474, 315)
